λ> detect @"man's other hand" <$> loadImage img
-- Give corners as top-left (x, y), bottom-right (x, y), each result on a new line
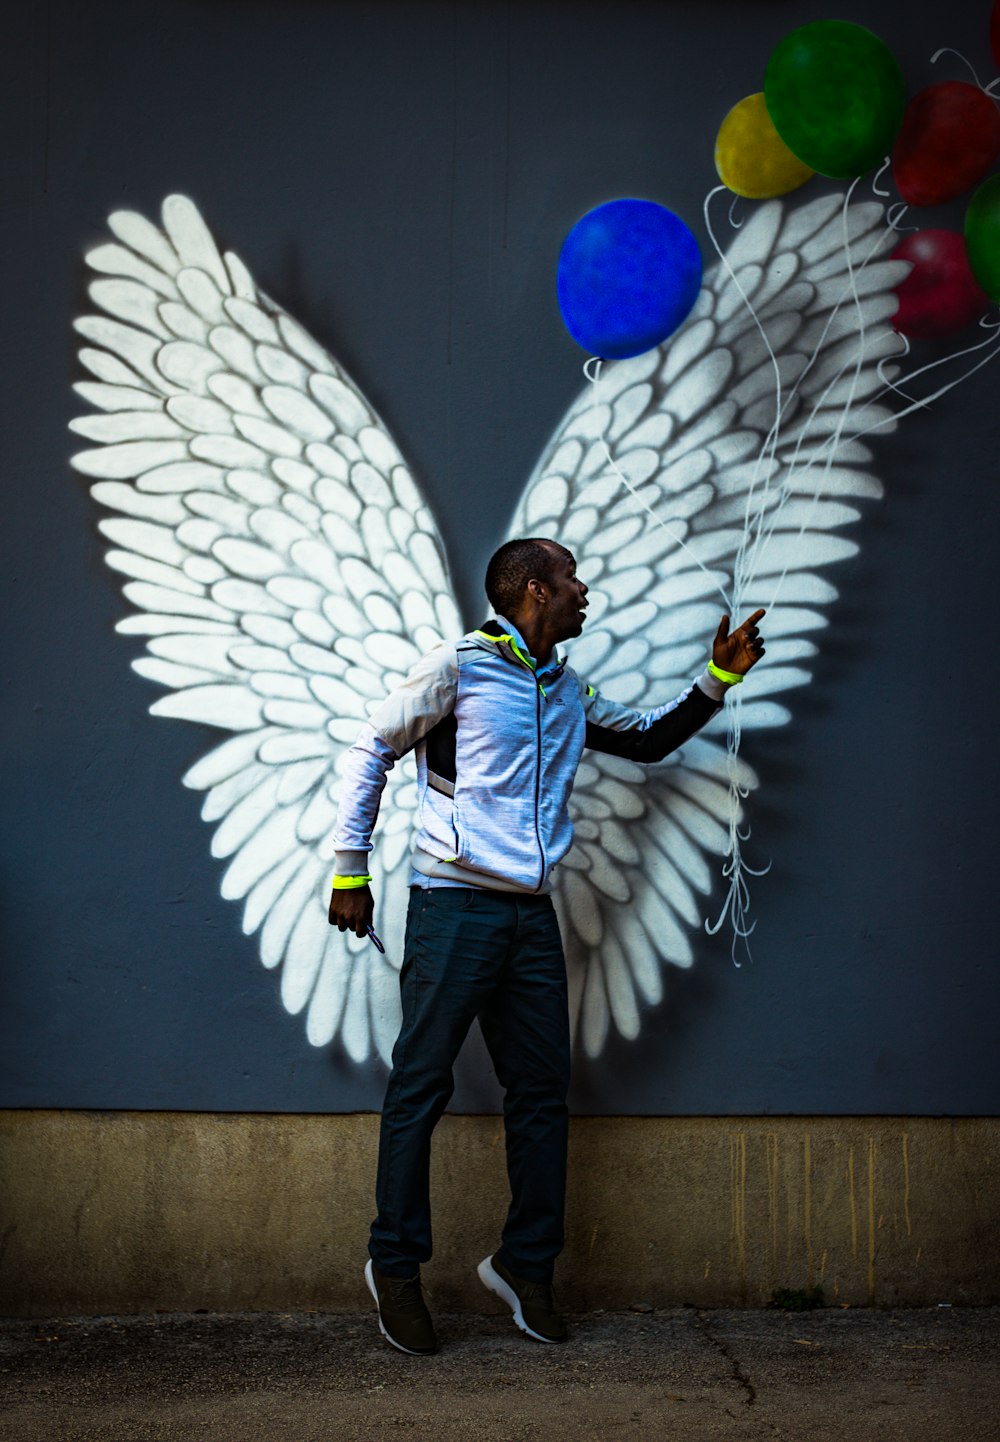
top-left (713, 609), bottom-right (766, 676)
top-left (328, 884), bottom-right (375, 939)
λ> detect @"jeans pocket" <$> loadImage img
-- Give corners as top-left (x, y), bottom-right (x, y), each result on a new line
top-left (423, 886), bottom-right (480, 912)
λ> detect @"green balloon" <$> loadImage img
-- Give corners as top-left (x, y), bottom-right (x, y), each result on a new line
top-left (764, 21), bottom-right (905, 179)
top-left (965, 175), bottom-right (1000, 303)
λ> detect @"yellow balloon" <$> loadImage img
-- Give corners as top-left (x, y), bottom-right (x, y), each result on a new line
top-left (715, 92), bottom-right (815, 199)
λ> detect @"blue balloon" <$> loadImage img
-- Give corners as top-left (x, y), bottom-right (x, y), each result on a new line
top-left (557, 199), bottom-right (702, 359)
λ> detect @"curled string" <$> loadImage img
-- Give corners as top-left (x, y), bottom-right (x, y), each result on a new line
top-left (832, 312), bottom-right (1000, 451)
top-left (703, 185), bottom-right (786, 616)
top-left (703, 185), bottom-right (897, 951)
top-left (877, 333), bottom-right (918, 404)
top-left (871, 157), bottom-right (892, 198)
top-left (761, 180), bottom-right (872, 616)
top-left (586, 357), bottom-right (734, 614)
top-left (700, 185), bottom-right (885, 950)
top-left (712, 188), bottom-right (885, 652)
top-left (702, 184), bottom-right (800, 959)
top-left (728, 193), bottom-right (745, 230)
top-left (886, 202), bottom-right (916, 233)
top-left (600, 183), bottom-right (999, 964)
top-left (747, 203), bottom-right (904, 605)
top-left (930, 46), bottom-right (986, 89)
top-left (928, 46), bottom-right (1000, 100)
top-left (722, 195), bottom-right (895, 593)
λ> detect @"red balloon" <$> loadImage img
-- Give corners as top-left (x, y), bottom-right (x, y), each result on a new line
top-left (892, 82), bottom-right (1000, 206)
top-left (892, 231), bottom-right (989, 339)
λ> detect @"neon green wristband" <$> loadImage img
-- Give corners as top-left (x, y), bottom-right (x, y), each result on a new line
top-left (331, 874), bottom-right (372, 890)
top-left (708, 661), bottom-right (744, 686)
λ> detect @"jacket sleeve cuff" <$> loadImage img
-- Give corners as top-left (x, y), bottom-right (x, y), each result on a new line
top-left (696, 668), bottom-right (729, 704)
top-left (334, 850), bottom-right (373, 878)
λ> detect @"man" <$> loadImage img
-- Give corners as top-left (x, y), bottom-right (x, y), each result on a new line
top-left (328, 538), bottom-right (764, 1354)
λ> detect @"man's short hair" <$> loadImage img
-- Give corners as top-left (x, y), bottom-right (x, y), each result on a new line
top-left (484, 538), bottom-right (569, 615)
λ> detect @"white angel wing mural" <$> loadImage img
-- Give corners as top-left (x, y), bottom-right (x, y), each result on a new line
top-left (71, 196), bottom-right (461, 1065)
top-left (70, 192), bottom-right (907, 1066)
top-left (518, 195), bottom-right (905, 1054)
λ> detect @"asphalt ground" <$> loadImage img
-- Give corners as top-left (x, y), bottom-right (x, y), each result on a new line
top-left (1, 1305), bottom-right (998, 1441)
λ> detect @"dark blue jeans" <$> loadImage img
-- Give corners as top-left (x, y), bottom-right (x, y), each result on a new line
top-left (369, 887), bottom-right (570, 1283)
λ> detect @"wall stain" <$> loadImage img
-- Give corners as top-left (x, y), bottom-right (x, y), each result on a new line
top-left (848, 1146), bottom-right (859, 1264)
top-left (867, 1138), bottom-right (878, 1305)
top-left (588, 1225), bottom-right (599, 1259)
top-left (72, 1173), bottom-right (101, 1242)
top-left (765, 1133), bottom-right (779, 1273)
top-left (902, 1132), bottom-right (912, 1237)
top-left (730, 1131), bottom-right (747, 1285)
top-left (0, 1222), bottom-right (17, 1271)
top-left (803, 1132), bottom-right (813, 1276)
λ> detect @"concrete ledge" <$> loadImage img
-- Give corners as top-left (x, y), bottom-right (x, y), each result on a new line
top-left (1, 1112), bottom-right (997, 1316)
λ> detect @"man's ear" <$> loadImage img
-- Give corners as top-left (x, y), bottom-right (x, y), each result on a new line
top-left (525, 577), bottom-right (548, 606)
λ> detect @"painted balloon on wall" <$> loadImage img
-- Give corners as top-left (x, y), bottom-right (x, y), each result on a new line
top-left (891, 231), bottom-right (989, 339)
top-left (892, 83), bottom-right (1000, 207)
top-left (556, 199), bottom-right (702, 359)
top-left (965, 174), bottom-right (1000, 301)
top-left (763, 20), bottom-right (905, 179)
top-left (714, 93), bottom-right (814, 200)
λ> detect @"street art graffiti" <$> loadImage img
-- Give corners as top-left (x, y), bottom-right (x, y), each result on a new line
top-left (65, 0), bottom-right (1000, 1082)
top-left (70, 185), bottom-right (937, 1067)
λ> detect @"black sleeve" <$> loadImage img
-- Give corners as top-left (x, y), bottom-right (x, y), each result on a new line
top-left (584, 685), bottom-right (720, 764)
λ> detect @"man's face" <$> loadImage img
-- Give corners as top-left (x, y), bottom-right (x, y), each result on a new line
top-left (541, 545), bottom-right (588, 642)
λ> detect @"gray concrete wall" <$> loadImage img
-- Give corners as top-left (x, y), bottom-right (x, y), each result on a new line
top-left (4, 0), bottom-right (1000, 1122)
top-left (2, 1112), bottom-right (997, 1316)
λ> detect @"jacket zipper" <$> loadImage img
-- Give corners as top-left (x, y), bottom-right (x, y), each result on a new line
top-left (533, 677), bottom-right (545, 891)
top-left (497, 635), bottom-right (549, 892)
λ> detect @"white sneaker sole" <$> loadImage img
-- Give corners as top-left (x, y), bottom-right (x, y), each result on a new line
top-left (364, 1259), bottom-right (436, 1356)
top-left (476, 1254), bottom-right (562, 1344)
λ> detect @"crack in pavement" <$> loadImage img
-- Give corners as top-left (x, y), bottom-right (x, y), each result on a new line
top-left (693, 1310), bottom-right (757, 1408)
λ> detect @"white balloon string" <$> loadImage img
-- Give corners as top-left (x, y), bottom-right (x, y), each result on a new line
top-left (816, 310), bottom-right (1000, 456)
top-left (703, 186), bottom-right (785, 618)
top-left (714, 181), bottom-right (881, 621)
top-left (886, 201), bottom-right (917, 233)
top-left (871, 156), bottom-right (892, 198)
top-left (761, 180), bottom-right (870, 614)
top-left (728, 194), bottom-right (745, 230)
top-left (702, 183), bottom-right (801, 959)
top-left (930, 46), bottom-right (985, 89)
top-left (695, 178), bottom-right (1000, 955)
top-left (585, 357), bottom-right (734, 614)
top-left (724, 196), bottom-right (894, 954)
top-left (727, 196), bottom-right (894, 615)
top-left (838, 324), bottom-right (1000, 449)
top-left (877, 333), bottom-right (918, 403)
top-left (757, 201), bottom-right (910, 613)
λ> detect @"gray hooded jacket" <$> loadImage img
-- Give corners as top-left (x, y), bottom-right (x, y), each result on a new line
top-left (333, 618), bottom-right (727, 895)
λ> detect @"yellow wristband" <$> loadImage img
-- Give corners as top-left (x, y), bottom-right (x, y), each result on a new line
top-left (331, 874), bottom-right (372, 890)
top-left (708, 661), bottom-right (744, 686)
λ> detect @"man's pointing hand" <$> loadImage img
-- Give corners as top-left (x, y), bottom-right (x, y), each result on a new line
top-left (713, 608), bottom-right (766, 676)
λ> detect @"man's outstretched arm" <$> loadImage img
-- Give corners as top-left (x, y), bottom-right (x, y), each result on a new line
top-left (583, 609), bottom-right (766, 765)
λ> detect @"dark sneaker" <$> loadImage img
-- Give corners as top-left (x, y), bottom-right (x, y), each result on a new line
top-left (477, 1253), bottom-right (567, 1343)
top-left (364, 1259), bottom-right (437, 1355)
